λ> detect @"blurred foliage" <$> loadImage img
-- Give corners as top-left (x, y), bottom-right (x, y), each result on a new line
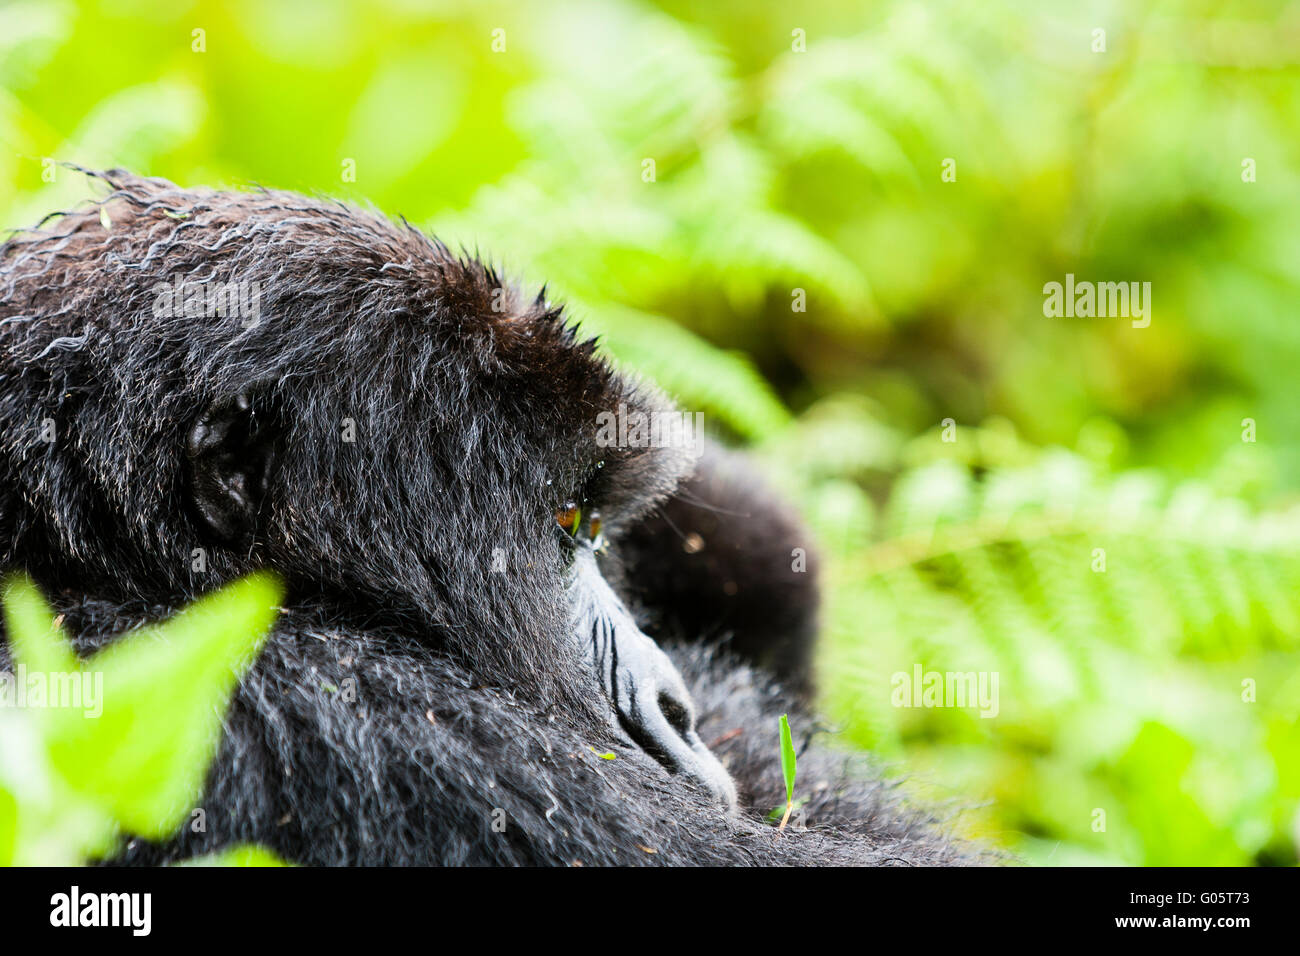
top-left (2, 0), bottom-right (1299, 865)
top-left (0, 573), bottom-right (284, 865)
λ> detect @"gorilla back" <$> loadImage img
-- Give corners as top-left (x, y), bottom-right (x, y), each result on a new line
top-left (0, 170), bottom-right (971, 865)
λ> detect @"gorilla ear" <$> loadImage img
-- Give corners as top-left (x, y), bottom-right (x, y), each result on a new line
top-left (186, 390), bottom-right (280, 543)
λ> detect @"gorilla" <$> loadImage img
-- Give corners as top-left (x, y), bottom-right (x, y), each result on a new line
top-left (0, 170), bottom-right (971, 865)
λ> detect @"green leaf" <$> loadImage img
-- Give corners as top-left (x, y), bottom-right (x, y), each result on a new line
top-left (0, 780), bottom-right (16, 866)
top-left (779, 713), bottom-right (797, 806)
top-left (2, 575), bottom-right (77, 675)
top-left (12, 572), bottom-right (284, 839)
top-left (177, 845), bottom-right (290, 867)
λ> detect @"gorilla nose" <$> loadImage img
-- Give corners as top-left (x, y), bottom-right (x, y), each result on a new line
top-left (613, 653), bottom-right (738, 810)
top-left (569, 548), bottom-right (738, 810)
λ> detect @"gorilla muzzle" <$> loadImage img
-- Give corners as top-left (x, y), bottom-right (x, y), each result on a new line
top-left (568, 548), bottom-right (738, 809)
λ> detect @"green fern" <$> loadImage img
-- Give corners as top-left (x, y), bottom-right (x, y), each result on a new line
top-left (800, 432), bottom-right (1300, 865)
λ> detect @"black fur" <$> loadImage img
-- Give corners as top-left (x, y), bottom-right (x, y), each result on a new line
top-left (0, 170), bottom-right (973, 865)
top-left (613, 444), bottom-right (821, 699)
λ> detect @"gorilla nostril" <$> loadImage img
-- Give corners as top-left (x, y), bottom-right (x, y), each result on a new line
top-left (617, 711), bottom-right (676, 772)
top-left (657, 692), bottom-right (693, 739)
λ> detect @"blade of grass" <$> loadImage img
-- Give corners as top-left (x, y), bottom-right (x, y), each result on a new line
top-left (778, 713), bottom-right (797, 831)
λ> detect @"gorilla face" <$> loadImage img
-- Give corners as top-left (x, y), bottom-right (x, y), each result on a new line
top-left (548, 422), bottom-right (736, 806)
top-left (566, 537), bottom-right (738, 808)
top-left (186, 378), bottom-right (736, 809)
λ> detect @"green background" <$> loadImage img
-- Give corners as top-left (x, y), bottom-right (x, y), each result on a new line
top-left (3, 0), bottom-right (1299, 865)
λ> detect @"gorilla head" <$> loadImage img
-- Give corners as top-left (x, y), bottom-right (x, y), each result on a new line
top-left (0, 170), bottom-right (970, 865)
top-left (0, 169), bottom-right (736, 803)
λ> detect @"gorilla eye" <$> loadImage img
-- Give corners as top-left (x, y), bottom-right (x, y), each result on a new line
top-left (556, 501), bottom-right (582, 536)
